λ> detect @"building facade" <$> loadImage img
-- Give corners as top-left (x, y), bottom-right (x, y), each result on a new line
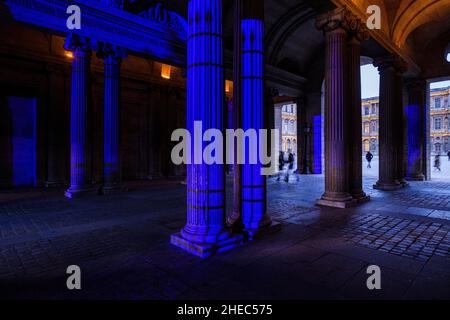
top-left (430, 86), bottom-right (450, 155)
top-left (361, 86), bottom-right (450, 156)
top-left (281, 103), bottom-right (297, 154)
top-left (362, 97), bottom-right (380, 155)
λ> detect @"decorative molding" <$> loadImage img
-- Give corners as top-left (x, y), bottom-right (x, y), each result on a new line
top-left (3, 0), bottom-right (187, 65)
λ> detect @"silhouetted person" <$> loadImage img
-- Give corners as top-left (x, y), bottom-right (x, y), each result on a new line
top-left (285, 152), bottom-right (295, 182)
top-left (277, 151), bottom-right (285, 181)
top-left (435, 154), bottom-right (441, 172)
top-left (366, 151), bottom-right (374, 169)
top-left (447, 150), bottom-right (450, 161)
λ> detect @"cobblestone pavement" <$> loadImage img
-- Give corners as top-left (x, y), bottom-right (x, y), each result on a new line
top-left (0, 176), bottom-right (450, 299)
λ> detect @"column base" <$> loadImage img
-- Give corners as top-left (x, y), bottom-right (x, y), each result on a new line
top-left (399, 179), bottom-right (409, 188)
top-left (99, 184), bottom-right (125, 195)
top-left (317, 192), bottom-right (356, 209)
top-left (352, 193), bottom-right (371, 204)
top-left (317, 198), bottom-right (358, 209)
top-left (65, 186), bottom-right (96, 199)
top-left (243, 221), bottom-right (282, 241)
top-left (45, 181), bottom-right (66, 188)
top-left (373, 181), bottom-right (402, 191)
top-left (170, 232), bottom-right (244, 259)
top-left (406, 174), bottom-right (425, 181)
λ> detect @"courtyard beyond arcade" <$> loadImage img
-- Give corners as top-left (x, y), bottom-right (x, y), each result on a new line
top-left (0, 174), bottom-right (449, 300)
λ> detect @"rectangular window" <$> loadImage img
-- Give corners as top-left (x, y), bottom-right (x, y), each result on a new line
top-left (435, 98), bottom-right (441, 108)
top-left (435, 118), bottom-right (442, 130)
top-left (364, 107), bottom-right (370, 116)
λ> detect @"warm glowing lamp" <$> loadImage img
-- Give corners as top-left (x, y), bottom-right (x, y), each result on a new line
top-left (225, 80), bottom-right (233, 94)
top-left (65, 51), bottom-right (73, 59)
top-left (161, 64), bottom-right (171, 79)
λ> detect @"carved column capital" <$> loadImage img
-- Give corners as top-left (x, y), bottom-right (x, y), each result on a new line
top-left (64, 34), bottom-right (93, 55)
top-left (97, 42), bottom-right (128, 63)
top-left (374, 54), bottom-right (407, 73)
top-left (316, 7), bottom-right (358, 34)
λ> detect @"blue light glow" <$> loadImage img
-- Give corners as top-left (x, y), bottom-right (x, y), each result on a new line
top-left (313, 115), bottom-right (322, 174)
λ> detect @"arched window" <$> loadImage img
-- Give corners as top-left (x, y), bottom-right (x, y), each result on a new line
top-left (435, 143), bottom-right (442, 154)
top-left (363, 122), bottom-right (370, 134)
top-left (363, 140), bottom-right (370, 152)
top-left (287, 139), bottom-right (292, 153)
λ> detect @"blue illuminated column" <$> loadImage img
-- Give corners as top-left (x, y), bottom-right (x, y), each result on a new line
top-left (316, 8), bottom-right (356, 208)
top-left (64, 34), bottom-right (95, 199)
top-left (171, 0), bottom-right (243, 258)
top-left (239, 0), bottom-right (273, 238)
top-left (98, 43), bottom-right (127, 194)
top-left (406, 79), bottom-right (426, 181)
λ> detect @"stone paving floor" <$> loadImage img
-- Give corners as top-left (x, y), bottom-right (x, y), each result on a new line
top-left (0, 174), bottom-right (450, 300)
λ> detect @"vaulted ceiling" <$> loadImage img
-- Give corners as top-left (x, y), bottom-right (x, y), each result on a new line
top-left (163, 0), bottom-right (450, 81)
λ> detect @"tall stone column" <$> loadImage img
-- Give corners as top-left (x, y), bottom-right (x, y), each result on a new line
top-left (316, 7), bottom-right (356, 208)
top-left (296, 96), bottom-right (309, 174)
top-left (98, 43), bottom-right (127, 194)
top-left (347, 25), bottom-right (370, 202)
top-left (64, 34), bottom-right (95, 198)
top-left (394, 63), bottom-right (408, 187)
top-left (171, 0), bottom-right (242, 258)
top-left (406, 79), bottom-right (426, 181)
top-left (238, 0), bottom-right (276, 238)
top-left (374, 55), bottom-right (403, 191)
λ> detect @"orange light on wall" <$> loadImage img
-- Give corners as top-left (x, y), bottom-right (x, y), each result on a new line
top-left (65, 51), bottom-right (73, 59)
top-left (161, 64), bottom-right (171, 79)
top-left (225, 80), bottom-right (233, 94)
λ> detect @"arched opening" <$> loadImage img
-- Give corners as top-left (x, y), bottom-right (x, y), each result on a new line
top-left (429, 79), bottom-right (450, 180)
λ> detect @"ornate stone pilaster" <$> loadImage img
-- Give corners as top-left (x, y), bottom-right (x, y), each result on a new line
top-left (45, 64), bottom-right (69, 188)
top-left (0, 96), bottom-right (12, 188)
top-left (64, 34), bottom-right (95, 199)
top-left (405, 79), bottom-right (427, 181)
top-left (171, 0), bottom-right (243, 258)
top-left (347, 23), bottom-right (370, 202)
top-left (98, 43), bottom-right (127, 194)
top-left (374, 55), bottom-right (404, 191)
top-left (316, 7), bottom-right (357, 208)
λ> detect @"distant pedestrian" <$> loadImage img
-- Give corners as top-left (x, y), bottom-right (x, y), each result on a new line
top-left (447, 150), bottom-right (450, 161)
top-left (434, 154), bottom-right (441, 172)
top-left (366, 151), bottom-right (374, 169)
top-left (277, 151), bottom-right (285, 181)
top-left (285, 152), bottom-right (295, 182)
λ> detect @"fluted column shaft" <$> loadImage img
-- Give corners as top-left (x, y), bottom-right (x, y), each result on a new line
top-left (316, 8), bottom-right (357, 208)
top-left (394, 67), bottom-right (408, 186)
top-left (98, 44), bottom-right (126, 194)
top-left (347, 36), bottom-right (369, 201)
top-left (171, 0), bottom-right (242, 258)
top-left (406, 79), bottom-right (426, 181)
top-left (239, 0), bottom-right (271, 237)
top-left (322, 28), bottom-right (352, 203)
top-left (374, 56), bottom-right (403, 191)
top-left (65, 35), bottom-right (94, 198)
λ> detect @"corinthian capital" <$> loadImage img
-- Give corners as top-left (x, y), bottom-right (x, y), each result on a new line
top-left (316, 7), bottom-right (358, 34)
top-left (97, 42), bottom-right (128, 63)
top-left (374, 54), bottom-right (407, 73)
top-left (64, 34), bottom-right (93, 53)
